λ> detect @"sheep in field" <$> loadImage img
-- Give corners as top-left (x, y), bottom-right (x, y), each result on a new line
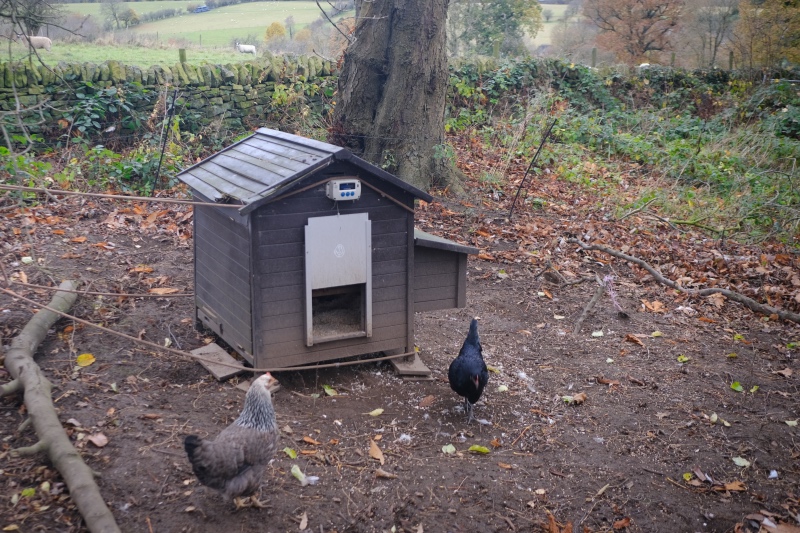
top-left (235, 42), bottom-right (256, 56)
top-left (15, 34), bottom-right (52, 51)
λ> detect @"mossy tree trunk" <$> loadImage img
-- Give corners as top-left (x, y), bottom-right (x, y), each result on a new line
top-left (332, 0), bottom-right (454, 190)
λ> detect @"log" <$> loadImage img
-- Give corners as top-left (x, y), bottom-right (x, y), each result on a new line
top-left (3, 281), bottom-right (121, 533)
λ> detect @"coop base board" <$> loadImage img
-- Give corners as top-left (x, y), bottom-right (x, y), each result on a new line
top-left (390, 352), bottom-right (431, 377)
top-left (191, 342), bottom-right (247, 381)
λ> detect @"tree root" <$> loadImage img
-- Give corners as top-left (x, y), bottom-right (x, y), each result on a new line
top-left (568, 239), bottom-right (800, 324)
top-left (1, 378), bottom-right (21, 397)
top-left (4, 280), bottom-right (121, 533)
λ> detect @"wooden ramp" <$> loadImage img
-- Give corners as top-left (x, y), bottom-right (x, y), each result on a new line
top-left (191, 343), bottom-right (246, 381)
top-left (390, 350), bottom-right (432, 379)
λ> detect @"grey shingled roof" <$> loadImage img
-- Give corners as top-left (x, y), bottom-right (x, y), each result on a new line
top-left (176, 128), bottom-right (433, 213)
top-left (414, 229), bottom-right (479, 255)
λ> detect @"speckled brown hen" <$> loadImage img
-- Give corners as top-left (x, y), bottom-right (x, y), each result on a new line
top-left (184, 373), bottom-right (279, 509)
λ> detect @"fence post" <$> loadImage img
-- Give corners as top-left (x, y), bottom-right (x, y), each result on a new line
top-left (179, 49), bottom-right (186, 63)
top-left (591, 47), bottom-right (596, 68)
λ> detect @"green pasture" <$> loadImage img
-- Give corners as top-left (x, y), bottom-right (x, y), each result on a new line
top-left (3, 42), bottom-right (260, 67)
top-left (59, 1), bottom-right (350, 46)
top-left (62, 1), bottom-right (195, 17)
top-left (532, 4), bottom-right (570, 46)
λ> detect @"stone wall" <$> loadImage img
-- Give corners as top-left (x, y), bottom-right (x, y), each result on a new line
top-left (0, 52), bottom-right (336, 135)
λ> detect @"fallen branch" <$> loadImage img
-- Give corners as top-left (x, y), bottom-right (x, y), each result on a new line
top-left (568, 239), bottom-right (800, 324)
top-left (4, 280), bottom-right (121, 533)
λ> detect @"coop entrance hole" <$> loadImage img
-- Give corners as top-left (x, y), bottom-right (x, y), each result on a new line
top-left (310, 284), bottom-right (366, 343)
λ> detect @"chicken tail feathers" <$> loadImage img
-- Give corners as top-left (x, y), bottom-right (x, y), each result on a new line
top-left (466, 318), bottom-right (480, 347)
top-left (184, 435), bottom-right (202, 459)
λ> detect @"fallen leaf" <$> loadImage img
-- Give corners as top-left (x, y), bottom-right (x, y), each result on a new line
top-left (148, 288), bottom-right (181, 295)
top-left (322, 384), bottom-right (337, 396)
top-left (373, 434), bottom-right (382, 441)
top-left (677, 355), bottom-right (690, 363)
top-left (131, 265), bottom-right (154, 273)
top-left (732, 457), bottom-right (751, 467)
top-left (299, 512), bottom-right (308, 531)
top-left (613, 517), bottom-right (631, 529)
top-left (302, 436), bottom-right (321, 446)
top-left (468, 445), bottom-right (490, 454)
top-left (572, 392), bottom-right (587, 404)
top-left (720, 480), bottom-right (746, 492)
top-left (290, 465), bottom-right (319, 487)
top-left (490, 438), bottom-right (502, 448)
top-left (498, 462), bottom-right (513, 469)
top-left (70, 236), bottom-right (87, 243)
top-left (707, 293), bottom-right (726, 308)
top-left (775, 368), bottom-right (793, 378)
top-left (367, 408), bottom-right (384, 417)
top-left (375, 468), bottom-right (397, 479)
top-left (418, 395), bottom-right (435, 408)
top-left (591, 330), bottom-right (604, 337)
top-left (369, 440), bottom-right (385, 465)
top-left (442, 444), bottom-right (456, 455)
top-left (76, 353), bottom-right (95, 367)
top-left (730, 382), bottom-right (744, 392)
top-left (86, 433), bottom-right (108, 448)
top-left (698, 317), bottom-right (716, 323)
top-left (497, 385), bottom-right (508, 392)
top-left (624, 334), bottom-right (644, 347)
top-left (785, 420), bottom-right (798, 427)
top-left (651, 331), bottom-right (663, 337)
top-left (283, 448), bottom-right (297, 459)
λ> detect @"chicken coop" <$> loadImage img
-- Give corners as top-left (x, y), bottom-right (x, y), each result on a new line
top-left (176, 128), bottom-right (477, 374)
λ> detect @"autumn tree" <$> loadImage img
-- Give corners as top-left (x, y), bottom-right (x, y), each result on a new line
top-left (732, 0), bottom-right (800, 68)
top-left (100, 0), bottom-right (125, 30)
top-left (331, 0), bottom-right (454, 190)
top-left (265, 21), bottom-right (286, 41)
top-left (583, 0), bottom-right (684, 64)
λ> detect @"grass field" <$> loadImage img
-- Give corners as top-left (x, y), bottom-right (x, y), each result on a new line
top-left (60, 1), bottom-right (350, 46)
top-left (532, 4), bottom-right (570, 46)
top-left (4, 42), bottom-right (261, 66)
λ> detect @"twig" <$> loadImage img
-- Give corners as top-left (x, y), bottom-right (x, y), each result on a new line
top-left (511, 424), bottom-right (533, 447)
top-left (9, 279), bottom-right (192, 298)
top-left (572, 281), bottom-right (606, 335)
top-left (3, 285), bottom-right (414, 373)
top-left (0, 184), bottom-right (243, 209)
top-left (618, 198), bottom-right (657, 220)
top-left (568, 238), bottom-right (800, 324)
top-left (508, 117), bottom-right (558, 218)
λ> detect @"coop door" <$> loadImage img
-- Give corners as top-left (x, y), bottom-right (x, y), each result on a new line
top-left (305, 213), bottom-right (372, 346)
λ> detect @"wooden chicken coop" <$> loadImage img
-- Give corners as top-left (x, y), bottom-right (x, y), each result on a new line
top-left (176, 128), bottom-right (477, 374)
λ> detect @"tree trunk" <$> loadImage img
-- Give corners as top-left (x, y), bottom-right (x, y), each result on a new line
top-left (331, 0), bottom-right (455, 190)
top-left (3, 281), bottom-right (121, 533)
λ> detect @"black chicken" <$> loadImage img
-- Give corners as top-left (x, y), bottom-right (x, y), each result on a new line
top-left (448, 318), bottom-right (489, 423)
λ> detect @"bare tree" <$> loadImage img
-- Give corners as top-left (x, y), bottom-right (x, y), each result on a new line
top-left (0, 0), bottom-right (62, 35)
top-left (679, 0), bottom-right (738, 68)
top-left (100, 0), bottom-right (125, 30)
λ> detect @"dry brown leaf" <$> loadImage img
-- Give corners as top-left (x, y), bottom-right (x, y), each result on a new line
top-left (775, 368), bottom-right (793, 378)
top-left (131, 265), bottom-right (155, 273)
top-left (498, 462), bottom-right (512, 470)
top-left (698, 317), bottom-right (716, 323)
top-left (624, 334), bottom-right (645, 347)
top-left (375, 468), bottom-right (397, 479)
top-left (70, 236), bottom-right (87, 243)
top-left (572, 392), bottom-right (587, 404)
top-left (706, 293), bottom-right (726, 308)
top-left (418, 395), bottom-right (435, 408)
top-left (86, 433), bottom-right (108, 448)
top-left (373, 434), bottom-right (382, 441)
top-left (148, 288), bottom-right (181, 295)
top-left (490, 438), bottom-right (502, 448)
top-left (299, 511), bottom-right (308, 531)
top-left (543, 289), bottom-right (553, 299)
top-left (717, 480), bottom-right (747, 492)
top-left (477, 253), bottom-right (496, 261)
top-left (597, 377), bottom-right (620, 386)
top-left (302, 436), bottom-right (321, 446)
top-left (612, 517), bottom-right (631, 530)
top-left (52, 229), bottom-right (65, 235)
top-left (369, 440), bottom-right (385, 465)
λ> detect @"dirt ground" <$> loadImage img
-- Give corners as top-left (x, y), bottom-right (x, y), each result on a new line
top-left (1, 171), bottom-right (799, 532)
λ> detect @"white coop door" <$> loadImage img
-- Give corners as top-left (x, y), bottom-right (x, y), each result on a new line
top-left (304, 213), bottom-right (372, 346)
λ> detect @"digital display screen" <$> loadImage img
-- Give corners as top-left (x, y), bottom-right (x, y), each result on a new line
top-left (339, 182), bottom-right (356, 190)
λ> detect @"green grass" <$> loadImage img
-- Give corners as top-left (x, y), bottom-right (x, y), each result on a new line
top-left (2, 42), bottom-right (262, 67)
top-left (60, 1), bottom-right (351, 46)
top-left (62, 1), bottom-right (194, 17)
top-left (532, 4), bottom-right (570, 46)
